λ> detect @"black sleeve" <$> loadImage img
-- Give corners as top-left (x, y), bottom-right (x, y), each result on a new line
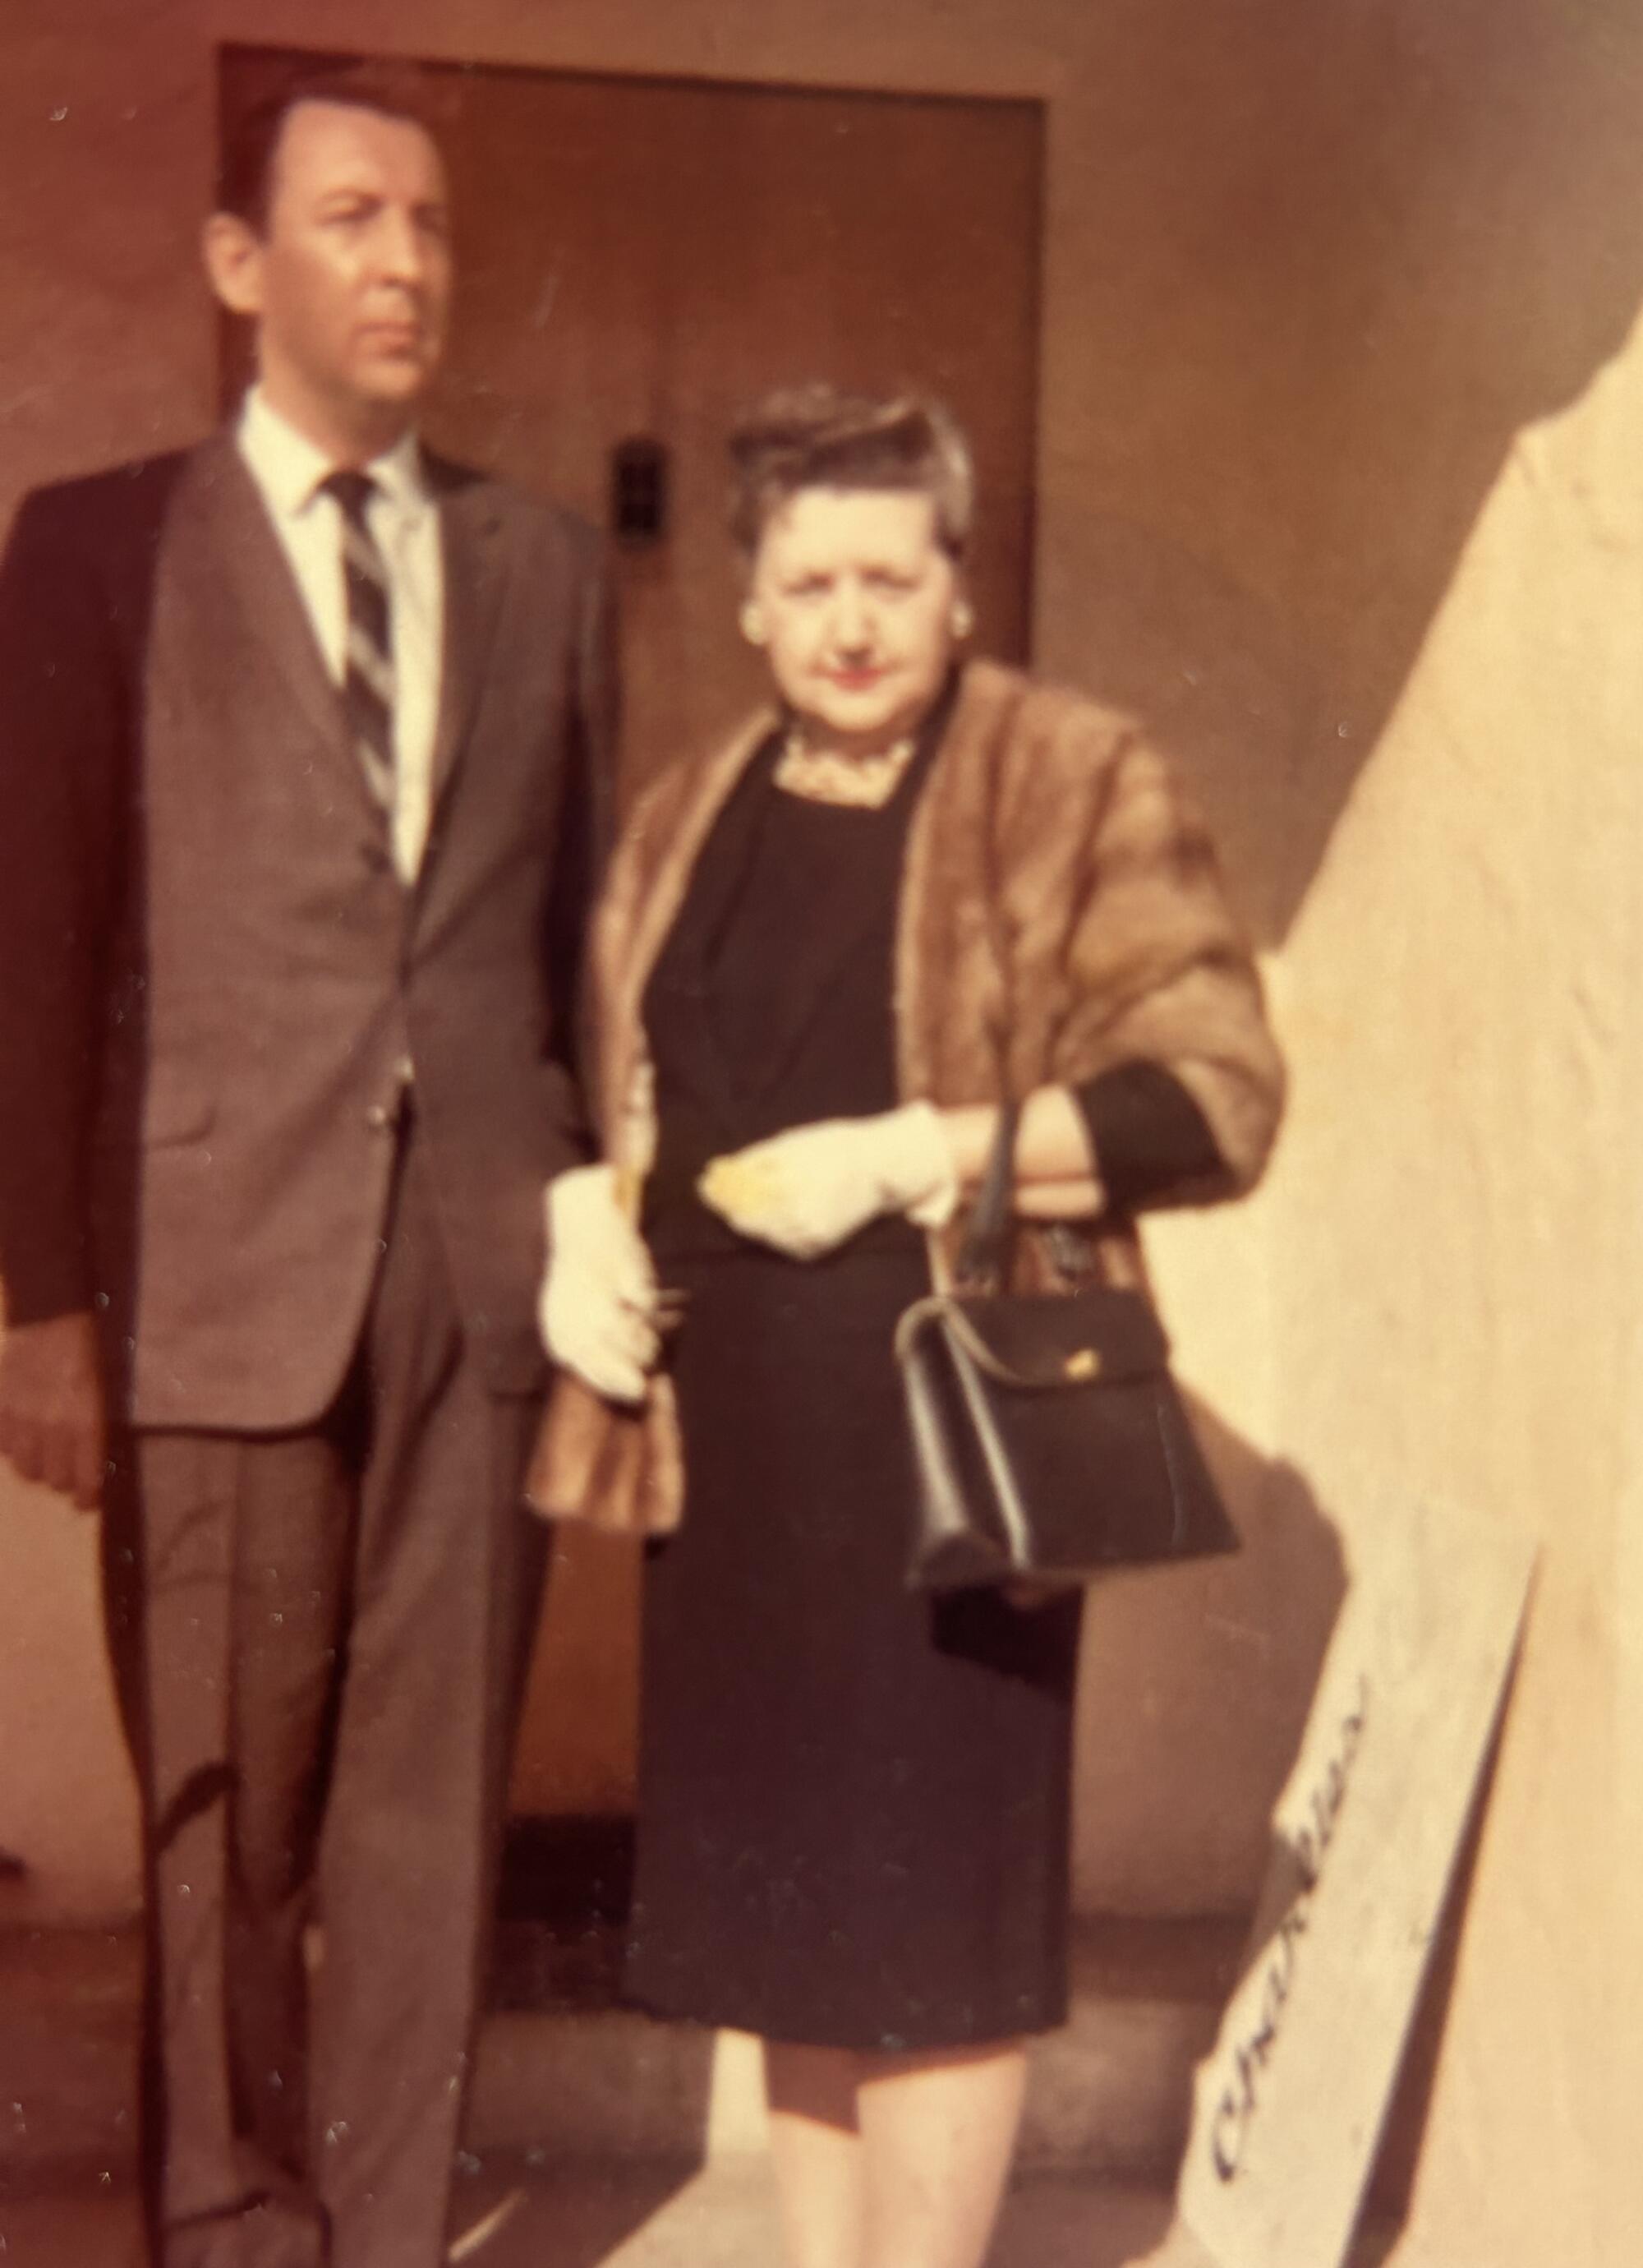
top-left (0, 489), bottom-right (122, 1323)
top-left (1073, 1059), bottom-right (1227, 1215)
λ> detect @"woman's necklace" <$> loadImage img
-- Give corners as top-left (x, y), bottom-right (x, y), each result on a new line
top-left (772, 725), bottom-right (919, 809)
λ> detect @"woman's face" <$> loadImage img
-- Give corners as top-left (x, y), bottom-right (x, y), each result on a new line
top-left (748, 486), bottom-right (960, 753)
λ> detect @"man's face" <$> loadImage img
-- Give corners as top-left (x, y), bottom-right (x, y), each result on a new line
top-left (220, 99), bottom-right (453, 441)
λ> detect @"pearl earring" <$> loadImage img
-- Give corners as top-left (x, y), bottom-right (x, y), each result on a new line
top-left (739, 601), bottom-right (768, 647)
top-left (950, 597), bottom-right (975, 638)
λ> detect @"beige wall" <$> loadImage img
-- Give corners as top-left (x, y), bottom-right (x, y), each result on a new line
top-left (1256, 330), bottom-right (1643, 2267)
top-left (1156, 5), bottom-right (1643, 2253)
top-left (2, 1), bottom-right (1641, 2256)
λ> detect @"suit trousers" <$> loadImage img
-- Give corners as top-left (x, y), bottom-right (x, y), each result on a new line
top-left (101, 1122), bottom-right (548, 2268)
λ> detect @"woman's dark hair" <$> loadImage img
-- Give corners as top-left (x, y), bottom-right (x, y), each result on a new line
top-left (728, 385), bottom-right (975, 560)
top-left (217, 62), bottom-right (447, 234)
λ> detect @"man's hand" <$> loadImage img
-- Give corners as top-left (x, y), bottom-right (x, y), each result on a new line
top-left (538, 1165), bottom-right (661, 1404)
top-left (0, 1310), bottom-right (107, 1511)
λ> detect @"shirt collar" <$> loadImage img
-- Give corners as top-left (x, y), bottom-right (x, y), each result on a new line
top-left (237, 385), bottom-right (432, 525)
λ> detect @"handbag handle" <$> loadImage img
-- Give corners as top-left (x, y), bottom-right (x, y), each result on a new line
top-left (951, 1099), bottom-right (1021, 1293)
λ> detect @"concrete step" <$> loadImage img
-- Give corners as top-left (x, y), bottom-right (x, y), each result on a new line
top-left (0, 2158), bottom-right (1187, 2268)
top-left (0, 1915), bottom-right (1247, 2186)
top-left (472, 1915), bottom-right (1243, 2177)
top-left (0, 1925), bottom-right (139, 2187)
top-left (0, 2155), bottom-right (1407, 2268)
top-left (448, 2156), bottom-right (1190, 2268)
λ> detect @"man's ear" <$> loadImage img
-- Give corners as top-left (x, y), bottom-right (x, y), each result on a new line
top-left (201, 212), bottom-right (265, 318)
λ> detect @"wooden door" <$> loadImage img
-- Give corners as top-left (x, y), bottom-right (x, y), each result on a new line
top-left (220, 45), bottom-right (1044, 1814)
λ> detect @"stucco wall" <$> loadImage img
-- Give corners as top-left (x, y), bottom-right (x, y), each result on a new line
top-left (1162, 5), bottom-right (1643, 2252)
top-left (2, 3), bottom-right (1641, 2256)
top-left (1258, 329), bottom-right (1643, 2268)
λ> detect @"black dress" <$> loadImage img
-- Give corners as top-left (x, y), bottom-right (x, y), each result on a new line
top-left (623, 730), bottom-right (1084, 2052)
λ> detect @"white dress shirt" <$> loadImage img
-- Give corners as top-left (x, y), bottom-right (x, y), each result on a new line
top-left (237, 386), bottom-right (444, 883)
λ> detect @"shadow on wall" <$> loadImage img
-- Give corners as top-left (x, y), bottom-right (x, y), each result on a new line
top-left (1056, 0), bottom-right (1643, 942)
top-left (1075, 1398), bottom-right (1348, 1919)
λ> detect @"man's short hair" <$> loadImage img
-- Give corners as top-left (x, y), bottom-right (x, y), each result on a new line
top-left (727, 384), bottom-right (975, 561)
top-left (217, 61), bottom-right (448, 234)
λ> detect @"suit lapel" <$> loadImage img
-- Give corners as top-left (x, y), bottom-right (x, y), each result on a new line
top-left (176, 434), bottom-right (363, 800)
top-left (425, 463), bottom-right (509, 829)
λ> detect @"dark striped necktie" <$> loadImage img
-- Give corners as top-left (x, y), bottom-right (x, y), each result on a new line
top-left (322, 469), bottom-right (396, 816)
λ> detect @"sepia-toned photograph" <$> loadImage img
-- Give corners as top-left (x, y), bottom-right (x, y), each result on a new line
top-left (0, 7), bottom-right (1636, 2268)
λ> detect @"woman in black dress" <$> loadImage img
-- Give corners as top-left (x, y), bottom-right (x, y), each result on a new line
top-left (537, 386), bottom-right (1284, 2268)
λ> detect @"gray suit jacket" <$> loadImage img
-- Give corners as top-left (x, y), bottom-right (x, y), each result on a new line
top-left (0, 431), bottom-right (614, 1428)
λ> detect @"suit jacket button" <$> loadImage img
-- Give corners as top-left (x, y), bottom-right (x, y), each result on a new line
top-left (359, 841), bottom-right (391, 874)
top-left (365, 1101), bottom-right (394, 1132)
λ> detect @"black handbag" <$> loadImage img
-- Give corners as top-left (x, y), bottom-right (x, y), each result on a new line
top-left (895, 1101), bottom-right (1240, 1589)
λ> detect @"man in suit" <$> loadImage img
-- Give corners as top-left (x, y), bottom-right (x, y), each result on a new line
top-left (0, 67), bottom-right (616, 2268)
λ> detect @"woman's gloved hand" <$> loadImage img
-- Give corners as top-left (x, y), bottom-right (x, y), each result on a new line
top-left (538, 1163), bottom-right (660, 1402)
top-left (697, 1102), bottom-right (958, 1260)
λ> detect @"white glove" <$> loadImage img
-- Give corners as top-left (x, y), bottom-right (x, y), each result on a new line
top-left (538, 1164), bottom-right (660, 1403)
top-left (697, 1102), bottom-right (958, 1261)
